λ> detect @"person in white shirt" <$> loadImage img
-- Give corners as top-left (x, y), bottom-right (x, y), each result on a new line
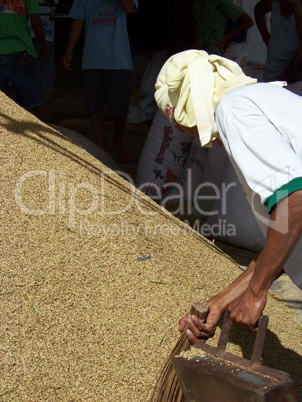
top-left (254, 0), bottom-right (302, 83)
top-left (154, 49), bottom-right (302, 341)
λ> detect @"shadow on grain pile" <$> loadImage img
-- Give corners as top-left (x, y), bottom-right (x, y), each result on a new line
top-left (1, 91), bottom-right (301, 401)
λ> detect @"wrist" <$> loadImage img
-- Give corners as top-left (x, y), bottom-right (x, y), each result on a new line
top-left (208, 293), bottom-right (229, 312)
top-left (249, 278), bottom-right (270, 299)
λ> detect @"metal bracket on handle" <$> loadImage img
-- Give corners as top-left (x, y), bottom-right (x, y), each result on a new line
top-left (215, 310), bottom-right (269, 367)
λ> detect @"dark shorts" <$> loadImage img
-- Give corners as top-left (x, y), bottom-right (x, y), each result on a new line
top-left (82, 69), bottom-right (131, 116)
top-left (0, 52), bottom-right (45, 110)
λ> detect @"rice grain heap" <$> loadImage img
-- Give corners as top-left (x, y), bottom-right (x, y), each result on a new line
top-left (0, 92), bottom-right (301, 401)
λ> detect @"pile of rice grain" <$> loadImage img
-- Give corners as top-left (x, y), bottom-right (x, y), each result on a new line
top-left (0, 92), bottom-right (301, 401)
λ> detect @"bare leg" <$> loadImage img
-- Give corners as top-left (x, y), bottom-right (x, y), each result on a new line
top-left (91, 111), bottom-right (106, 149)
top-left (34, 103), bottom-right (49, 123)
top-left (112, 113), bottom-right (131, 162)
top-left (279, 41), bottom-right (302, 83)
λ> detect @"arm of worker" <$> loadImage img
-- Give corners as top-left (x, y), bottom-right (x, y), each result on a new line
top-left (180, 190), bottom-right (302, 343)
top-left (119, 0), bottom-right (137, 14)
top-left (30, 13), bottom-right (48, 64)
top-left (179, 255), bottom-right (259, 342)
top-left (228, 190), bottom-right (302, 329)
top-left (213, 12), bottom-right (254, 55)
top-left (62, 19), bottom-right (84, 71)
top-left (254, 0), bottom-right (272, 46)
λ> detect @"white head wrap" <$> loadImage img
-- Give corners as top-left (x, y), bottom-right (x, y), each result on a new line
top-left (155, 50), bottom-right (257, 147)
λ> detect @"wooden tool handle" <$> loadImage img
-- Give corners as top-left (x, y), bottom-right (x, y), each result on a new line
top-left (190, 301), bottom-right (209, 323)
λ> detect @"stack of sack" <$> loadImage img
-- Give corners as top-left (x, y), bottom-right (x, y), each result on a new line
top-left (136, 109), bottom-right (208, 212)
top-left (136, 109), bottom-right (265, 252)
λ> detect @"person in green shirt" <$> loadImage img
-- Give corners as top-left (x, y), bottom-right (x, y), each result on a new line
top-left (0, 0), bottom-right (48, 122)
top-left (193, 0), bottom-right (254, 55)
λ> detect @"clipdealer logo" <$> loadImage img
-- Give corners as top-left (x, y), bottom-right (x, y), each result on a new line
top-left (13, 168), bottom-right (253, 238)
top-left (14, 169), bottom-right (163, 228)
